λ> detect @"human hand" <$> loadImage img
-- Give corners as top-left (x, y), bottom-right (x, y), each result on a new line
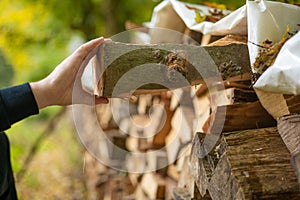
top-left (30, 37), bottom-right (110, 109)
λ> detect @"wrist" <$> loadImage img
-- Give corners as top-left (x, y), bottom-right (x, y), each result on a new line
top-left (30, 80), bottom-right (52, 109)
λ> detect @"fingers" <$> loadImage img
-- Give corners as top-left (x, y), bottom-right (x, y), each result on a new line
top-left (75, 37), bottom-right (111, 79)
top-left (72, 37), bottom-right (111, 106)
top-left (104, 38), bottom-right (112, 43)
top-left (75, 37), bottom-right (105, 61)
top-left (95, 96), bottom-right (109, 104)
top-left (72, 86), bottom-right (109, 105)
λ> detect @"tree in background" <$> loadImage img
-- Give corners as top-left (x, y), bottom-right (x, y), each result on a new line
top-left (0, 0), bottom-right (158, 83)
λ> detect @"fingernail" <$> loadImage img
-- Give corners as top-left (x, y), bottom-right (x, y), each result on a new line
top-left (104, 38), bottom-right (112, 43)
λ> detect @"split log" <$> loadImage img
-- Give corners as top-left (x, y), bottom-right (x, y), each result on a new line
top-left (277, 113), bottom-right (300, 156)
top-left (277, 113), bottom-right (300, 183)
top-left (165, 105), bottom-right (194, 165)
top-left (195, 74), bottom-right (252, 97)
top-left (146, 149), bottom-right (169, 176)
top-left (192, 90), bottom-right (210, 133)
top-left (207, 34), bottom-right (247, 47)
top-left (284, 94), bottom-right (300, 114)
top-left (191, 127), bottom-right (300, 200)
top-left (140, 173), bottom-right (166, 200)
top-left (255, 89), bottom-right (300, 119)
top-left (183, 28), bottom-right (202, 45)
top-left (152, 92), bottom-right (174, 149)
top-left (204, 100), bottom-right (277, 134)
top-left (93, 42), bottom-right (250, 97)
top-left (177, 154), bottom-right (195, 198)
top-left (172, 188), bottom-right (191, 200)
top-left (84, 152), bottom-right (108, 200)
top-left (167, 164), bottom-right (180, 181)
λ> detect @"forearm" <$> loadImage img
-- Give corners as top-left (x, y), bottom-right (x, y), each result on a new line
top-left (30, 80), bottom-right (53, 109)
top-left (0, 83), bottom-right (39, 131)
top-left (0, 37), bottom-right (108, 132)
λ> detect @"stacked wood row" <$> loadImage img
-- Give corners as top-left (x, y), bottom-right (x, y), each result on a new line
top-left (80, 32), bottom-right (300, 200)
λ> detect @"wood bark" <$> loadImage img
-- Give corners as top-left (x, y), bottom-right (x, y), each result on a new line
top-left (277, 113), bottom-right (300, 183)
top-left (94, 42), bottom-right (250, 97)
top-left (190, 127), bottom-right (300, 200)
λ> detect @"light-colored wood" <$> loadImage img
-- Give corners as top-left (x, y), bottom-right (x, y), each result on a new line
top-left (255, 89), bottom-right (300, 120)
top-left (255, 89), bottom-right (289, 119)
top-left (177, 155), bottom-right (195, 198)
top-left (146, 149), bottom-right (168, 175)
top-left (207, 34), bottom-right (247, 46)
top-left (165, 105), bottom-right (194, 166)
top-left (165, 129), bottom-right (181, 164)
top-left (140, 173), bottom-right (166, 200)
top-left (167, 164), bottom-right (180, 181)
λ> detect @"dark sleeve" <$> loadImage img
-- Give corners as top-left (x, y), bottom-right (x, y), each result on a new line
top-left (0, 132), bottom-right (18, 200)
top-left (0, 83), bottom-right (39, 131)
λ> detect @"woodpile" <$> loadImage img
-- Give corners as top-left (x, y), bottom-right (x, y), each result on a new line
top-left (80, 30), bottom-right (300, 199)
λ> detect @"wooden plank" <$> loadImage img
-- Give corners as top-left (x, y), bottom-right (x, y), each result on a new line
top-left (194, 127), bottom-right (300, 199)
top-left (93, 42), bottom-right (250, 97)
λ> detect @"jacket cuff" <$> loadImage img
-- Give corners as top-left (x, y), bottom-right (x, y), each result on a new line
top-left (0, 95), bottom-right (10, 131)
top-left (0, 83), bottom-right (39, 128)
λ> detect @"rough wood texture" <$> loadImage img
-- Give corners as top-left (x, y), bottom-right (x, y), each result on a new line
top-left (284, 94), bottom-right (300, 114)
top-left (94, 42), bottom-right (250, 97)
top-left (191, 127), bottom-right (300, 200)
top-left (277, 114), bottom-right (300, 154)
top-left (277, 114), bottom-right (300, 183)
top-left (172, 187), bottom-right (191, 200)
top-left (195, 73), bottom-right (252, 97)
top-left (205, 101), bottom-right (277, 134)
top-left (207, 35), bottom-right (247, 47)
top-left (255, 90), bottom-right (300, 119)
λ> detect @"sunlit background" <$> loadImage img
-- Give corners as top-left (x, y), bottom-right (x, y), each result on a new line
top-left (0, 0), bottom-right (298, 199)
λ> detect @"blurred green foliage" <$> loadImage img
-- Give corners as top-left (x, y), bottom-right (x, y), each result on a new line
top-left (1, 0), bottom-right (300, 83)
top-left (0, 50), bottom-right (14, 87)
top-left (0, 0), bottom-right (158, 83)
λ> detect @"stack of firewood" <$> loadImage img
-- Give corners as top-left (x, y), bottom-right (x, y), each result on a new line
top-left (80, 32), bottom-right (300, 200)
